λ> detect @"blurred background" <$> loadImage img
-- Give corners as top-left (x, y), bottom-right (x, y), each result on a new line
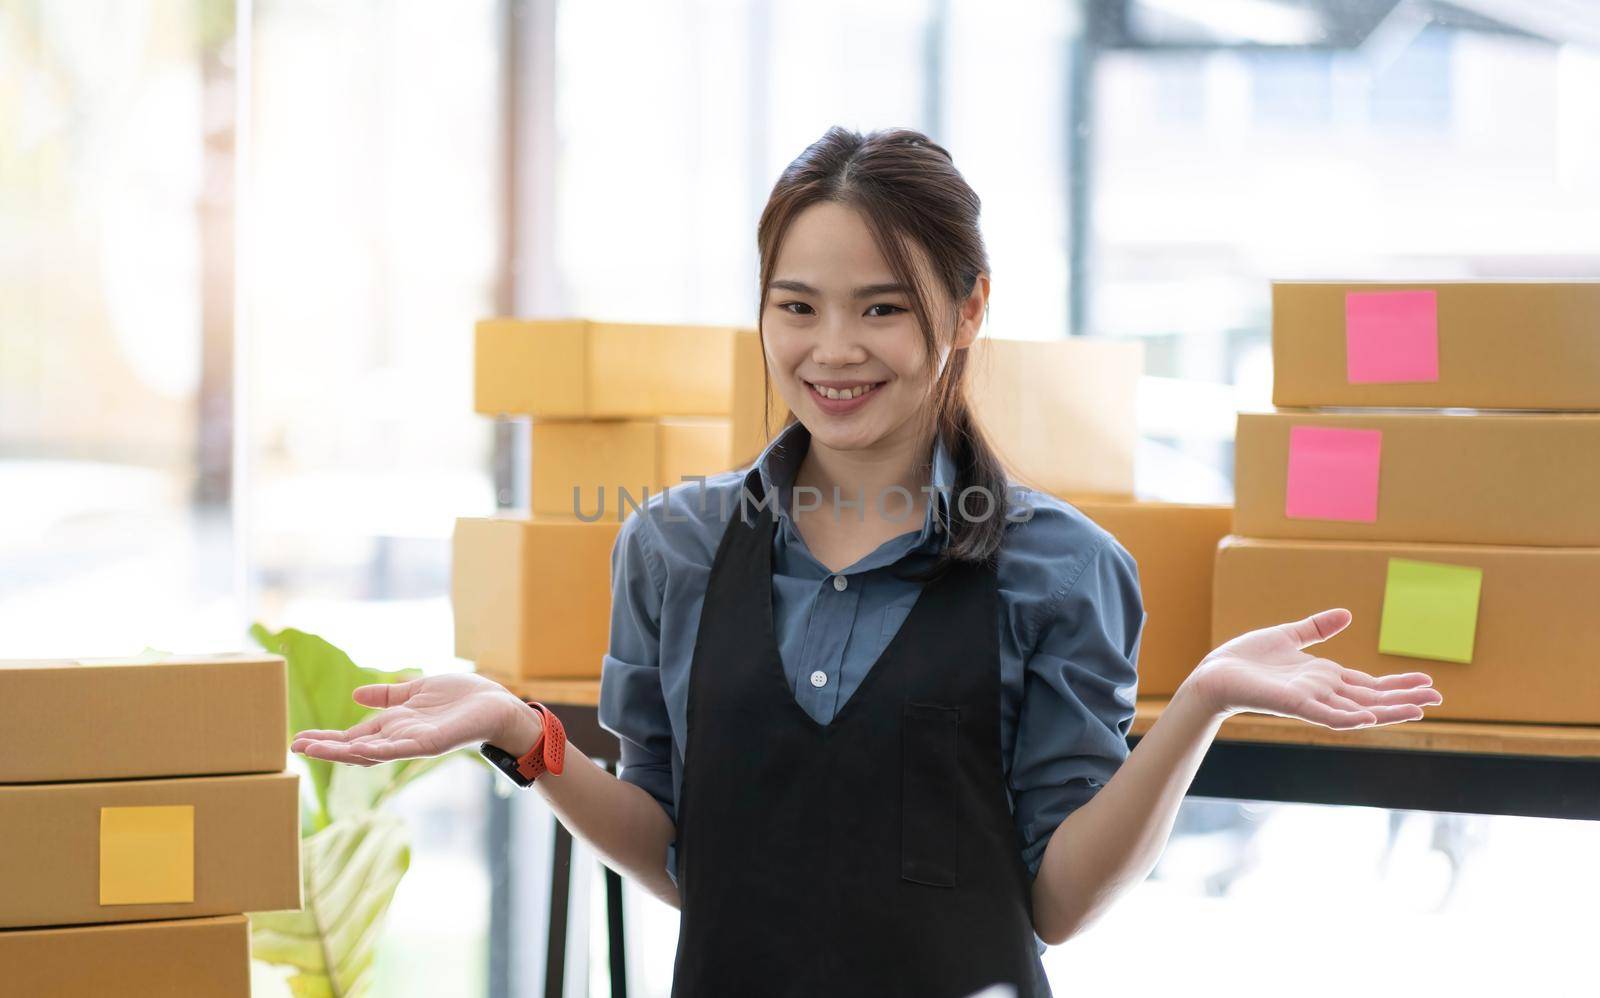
top-left (3, 1), bottom-right (1598, 995)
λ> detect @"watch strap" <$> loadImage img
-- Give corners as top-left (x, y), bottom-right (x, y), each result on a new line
top-left (480, 699), bottom-right (567, 787)
top-left (513, 701), bottom-right (566, 780)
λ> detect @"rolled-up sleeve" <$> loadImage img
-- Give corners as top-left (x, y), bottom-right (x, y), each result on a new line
top-left (597, 511), bottom-right (676, 824)
top-left (1010, 534), bottom-right (1145, 881)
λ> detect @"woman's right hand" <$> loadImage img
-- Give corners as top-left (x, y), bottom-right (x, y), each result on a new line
top-left (290, 673), bottom-right (541, 767)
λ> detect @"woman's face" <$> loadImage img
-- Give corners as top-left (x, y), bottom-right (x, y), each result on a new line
top-left (762, 201), bottom-right (952, 457)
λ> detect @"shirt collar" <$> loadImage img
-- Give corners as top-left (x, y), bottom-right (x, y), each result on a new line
top-left (743, 420), bottom-right (953, 551)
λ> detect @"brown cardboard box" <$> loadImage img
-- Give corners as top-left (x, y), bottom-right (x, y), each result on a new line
top-left (0, 771), bottom-right (302, 929)
top-left (0, 654), bottom-right (286, 783)
top-left (452, 513), bottom-right (622, 679)
top-left (969, 335), bottom-right (1142, 499)
top-left (1272, 281), bottom-right (1600, 410)
top-left (0, 915), bottom-right (250, 997)
top-left (474, 318), bottom-right (742, 418)
top-left (1234, 410), bottom-right (1600, 546)
top-left (1067, 499), bottom-right (1233, 696)
top-left (1211, 535), bottom-right (1600, 724)
top-left (530, 417), bottom-right (734, 517)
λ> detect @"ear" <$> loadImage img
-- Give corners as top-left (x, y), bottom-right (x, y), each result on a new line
top-left (952, 273), bottom-right (990, 351)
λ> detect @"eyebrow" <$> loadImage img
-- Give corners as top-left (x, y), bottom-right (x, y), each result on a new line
top-left (767, 279), bottom-right (910, 299)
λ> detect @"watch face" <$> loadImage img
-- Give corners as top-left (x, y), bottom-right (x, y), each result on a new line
top-left (481, 742), bottom-right (534, 786)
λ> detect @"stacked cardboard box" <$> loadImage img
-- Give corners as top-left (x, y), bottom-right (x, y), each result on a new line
top-left (969, 334), bottom-right (1240, 695)
top-left (967, 335), bottom-right (1143, 499)
top-left (1065, 498), bottom-right (1233, 697)
top-left (460, 326), bottom-right (1200, 689)
top-left (1216, 281), bottom-right (1600, 724)
top-left (0, 654), bottom-right (303, 995)
top-left (457, 319), bottom-right (789, 680)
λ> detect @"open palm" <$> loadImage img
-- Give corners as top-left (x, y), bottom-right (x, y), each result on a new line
top-left (290, 673), bottom-right (525, 767)
top-left (1186, 607), bottom-right (1443, 729)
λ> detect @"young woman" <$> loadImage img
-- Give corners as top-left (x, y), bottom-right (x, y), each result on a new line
top-left (292, 126), bottom-right (1443, 998)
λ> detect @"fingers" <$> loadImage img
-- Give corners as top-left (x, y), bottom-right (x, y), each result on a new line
top-left (291, 684), bottom-right (426, 745)
top-left (1282, 608), bottom-right (1353, 650)
top-left (1362, 704), bottom-right (1427, 725)
top-left (294, 739), bottom-right (388, 767)
top-left (1340, 667), bottom-right (1435, 691)
top-left (286, 735), bottom-right (382, 767)
top-left (293, 732), bottom-right (430, 765)
top-left (1294, 698), bottom-right (1378, 730)
top-left (353, 680), bottom-right (422, 709)
top-left (1340, 683), bottom-right (1443, 709)
top-left (1299, 691), bottom-right (1430, 730)
top-left (341, 736), bottom-right (428, 761)
top-left (1324, 691), bottom-right (1370, 714)
top-left (291, 715), bottom-right (383, 745)
top-left (293, 730), bottom-right (351, 741)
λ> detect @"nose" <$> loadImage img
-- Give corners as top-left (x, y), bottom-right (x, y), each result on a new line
top-left (812, 313), bottom-right (869, 368)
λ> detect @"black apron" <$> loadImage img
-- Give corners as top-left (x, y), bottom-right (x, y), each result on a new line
top-left (670, 473), bottom-right (1050, 998)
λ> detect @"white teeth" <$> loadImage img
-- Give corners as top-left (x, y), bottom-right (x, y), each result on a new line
top-left (811, 382), bottom-right (880, 400)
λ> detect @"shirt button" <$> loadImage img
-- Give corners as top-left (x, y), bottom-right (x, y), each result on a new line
top-left (810, 670), bottom-right (828, 688)
top-left (832, 574), bottom-right (848, 591)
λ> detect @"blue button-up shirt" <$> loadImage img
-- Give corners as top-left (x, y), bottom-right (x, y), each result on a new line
top-left (598, 419), bottom-right (1144, 945)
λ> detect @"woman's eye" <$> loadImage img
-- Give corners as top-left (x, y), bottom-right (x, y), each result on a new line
top-left (776, 302), bottom-right (902, 317)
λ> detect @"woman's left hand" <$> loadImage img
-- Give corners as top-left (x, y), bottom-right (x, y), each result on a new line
top-left (1182, 607), bottom-right (1443, 729)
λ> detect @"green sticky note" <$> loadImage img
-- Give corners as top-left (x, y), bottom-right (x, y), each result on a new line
top-left (1378, 558), bottom-right (1483, 664)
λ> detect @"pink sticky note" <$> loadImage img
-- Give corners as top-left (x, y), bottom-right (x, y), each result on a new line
top-left (1345, 290), bottom-right (1439, 384)
top-left (1285, 425), bottom-right (1382, 522)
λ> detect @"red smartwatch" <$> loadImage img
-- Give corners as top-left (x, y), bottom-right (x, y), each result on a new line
top-left (480, 700), bottom-right (566, 787)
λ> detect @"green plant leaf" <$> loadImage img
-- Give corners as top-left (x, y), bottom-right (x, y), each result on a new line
top-left (249, 622), bottom-right (419, 830)
top-left (250, 811), bottom-right (411, 998)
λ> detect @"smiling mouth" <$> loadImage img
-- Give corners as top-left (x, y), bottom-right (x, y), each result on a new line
top-left (805, 380), bottom-right (886, 401)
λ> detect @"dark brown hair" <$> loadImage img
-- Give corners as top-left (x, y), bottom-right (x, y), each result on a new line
top-left (753, 125), bottom-right (1010, 581)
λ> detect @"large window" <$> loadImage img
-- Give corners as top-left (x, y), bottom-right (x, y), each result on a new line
top-left (2, 0), bottom-right (236, 655)
top-left (2, 2), bottom-right (503, 994)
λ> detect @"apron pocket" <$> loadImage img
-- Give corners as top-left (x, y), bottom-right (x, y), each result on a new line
top-left (901, 700), bottom-right (960, 887)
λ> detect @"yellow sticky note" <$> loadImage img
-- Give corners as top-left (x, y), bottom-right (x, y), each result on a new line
top-left (99, 805), bottom-right (195, 905)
